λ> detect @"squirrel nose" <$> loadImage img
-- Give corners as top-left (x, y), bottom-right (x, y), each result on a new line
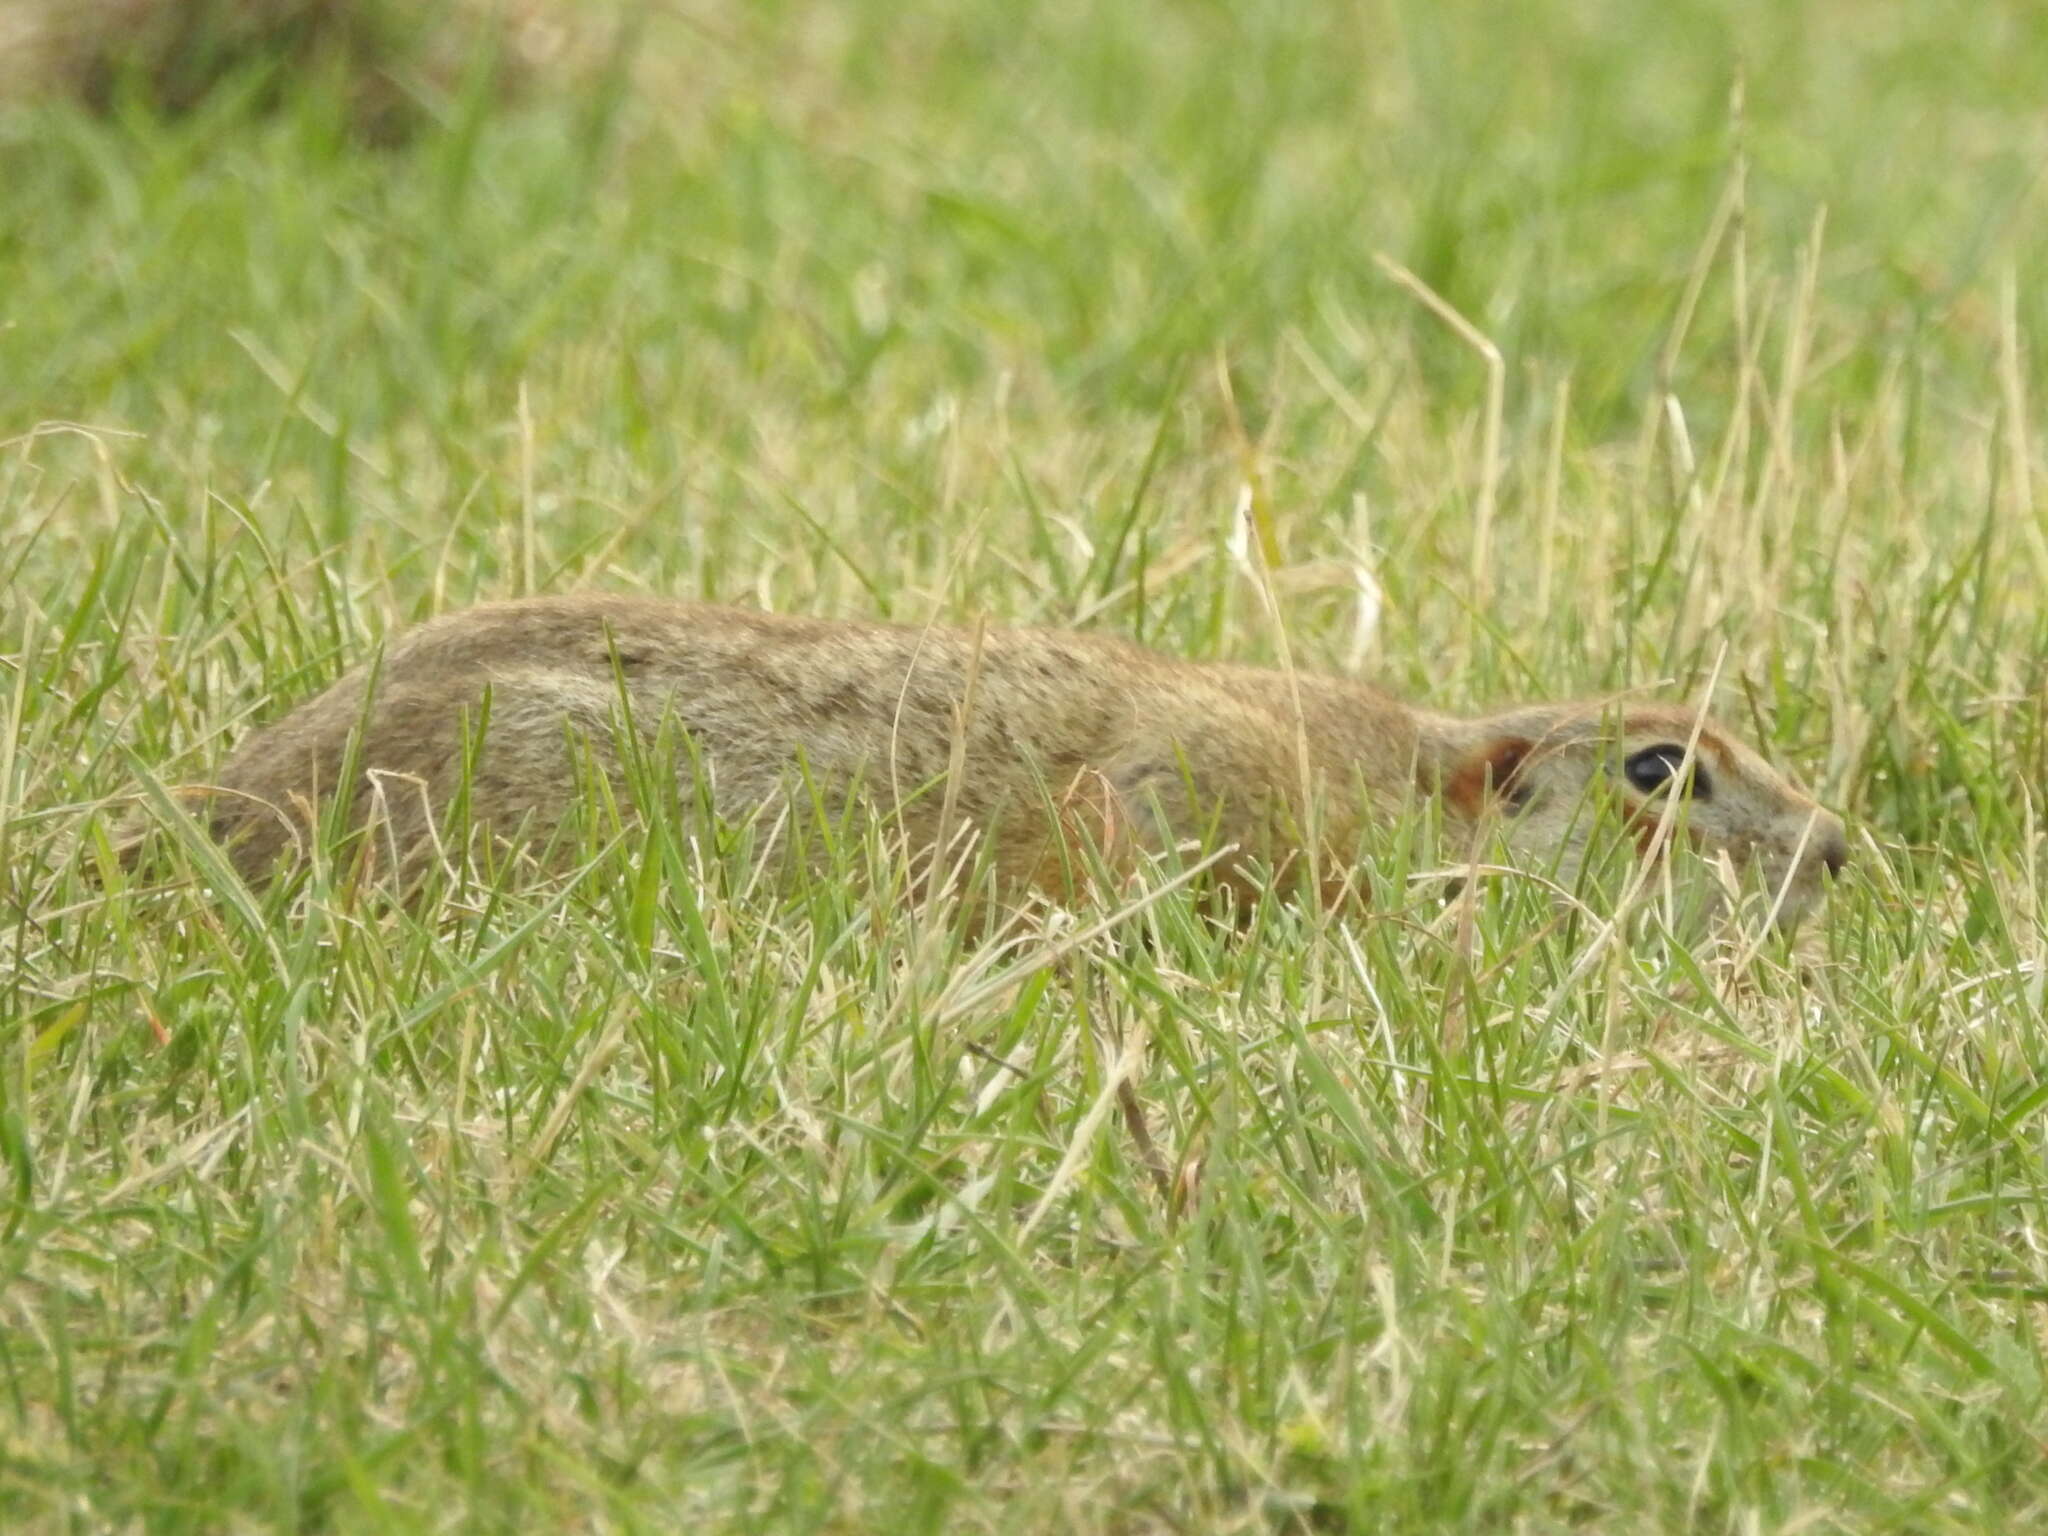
top-left (1818, 823), bottom-right (1850, 879)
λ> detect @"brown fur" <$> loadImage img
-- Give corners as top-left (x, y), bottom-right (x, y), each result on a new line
top-left (182, 596), bottom-right (1850, 921)
top-left (1442, 737), bottom-right (1534, 818)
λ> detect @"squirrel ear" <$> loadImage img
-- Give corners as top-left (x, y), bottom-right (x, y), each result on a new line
top-left (1444, 737), bottom-right (1535, 817)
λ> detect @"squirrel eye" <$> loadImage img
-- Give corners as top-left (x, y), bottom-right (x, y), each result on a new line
top-left (1624, 744), bottom-right (1711, 799)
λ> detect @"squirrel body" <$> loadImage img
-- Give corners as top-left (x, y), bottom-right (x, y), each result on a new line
top-left (194, 595), bottom-right (1849, 920)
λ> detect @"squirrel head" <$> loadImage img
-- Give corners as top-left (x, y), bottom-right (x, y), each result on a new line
top-left (1439, 702), bottom-right (1849, 926)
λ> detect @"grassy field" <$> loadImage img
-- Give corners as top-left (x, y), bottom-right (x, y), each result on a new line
top-left (4, 0), bottom-right (2047, 1529)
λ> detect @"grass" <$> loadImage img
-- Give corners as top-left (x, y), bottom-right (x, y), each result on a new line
top-left (3, 0), bottom-right (2047, 1528)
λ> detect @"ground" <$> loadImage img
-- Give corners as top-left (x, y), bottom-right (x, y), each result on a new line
top-left (3, 0), bottom-right (2046, 1530)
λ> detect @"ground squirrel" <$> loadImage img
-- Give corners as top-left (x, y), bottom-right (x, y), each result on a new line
top-left (186, 595), bottom-right (1849, 922)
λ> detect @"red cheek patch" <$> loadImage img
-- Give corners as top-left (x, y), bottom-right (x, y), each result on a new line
top-left (1445, 738), bottom-right (1533, 818)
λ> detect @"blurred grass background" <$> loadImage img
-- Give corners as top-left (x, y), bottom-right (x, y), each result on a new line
top-left (3, 1), bottom-right (2046, 1530)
